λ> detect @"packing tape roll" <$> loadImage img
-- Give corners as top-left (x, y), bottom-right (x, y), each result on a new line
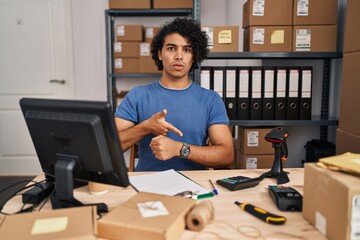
top-left (186, 200), bottom-right (215, 231)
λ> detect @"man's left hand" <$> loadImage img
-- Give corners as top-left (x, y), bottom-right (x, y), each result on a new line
top-left (149, 135), bottom-right (181, 160)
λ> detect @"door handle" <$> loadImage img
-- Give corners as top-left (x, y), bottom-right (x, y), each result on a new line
top-left (49, 79), bottom-right (66, 84)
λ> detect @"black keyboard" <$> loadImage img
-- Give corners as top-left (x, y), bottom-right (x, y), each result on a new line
top-left (216, 175), bottom-right (263, 191)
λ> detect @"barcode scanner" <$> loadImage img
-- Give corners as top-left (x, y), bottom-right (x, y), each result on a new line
top-left (263, 127), bottom-right (290, 184)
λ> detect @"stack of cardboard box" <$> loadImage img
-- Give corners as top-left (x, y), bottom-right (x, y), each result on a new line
top-left (139, 27), bottom-right (160, 73)
top-left (292, 0), bottom-right (338, 52)
top-left (202, 26), bottom-right (239, 52)
top-left (336, 0), bottom-right (360, 154)
top-left (242, 0), bottom-right (293, 52)
top-left (235, 127), bottom-right (280, 169)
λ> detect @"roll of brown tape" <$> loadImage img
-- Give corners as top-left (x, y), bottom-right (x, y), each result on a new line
top-left (186, 200), bottom-right (215, 231)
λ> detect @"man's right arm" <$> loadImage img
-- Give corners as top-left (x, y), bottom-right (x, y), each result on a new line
top-left (115, 109), bottom-right (183, 152)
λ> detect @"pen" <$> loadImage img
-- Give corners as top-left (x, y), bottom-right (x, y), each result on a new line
top-left (209, 179), bottom-right (218, 195)
top-left (234, 201), bottom-right (286, 225)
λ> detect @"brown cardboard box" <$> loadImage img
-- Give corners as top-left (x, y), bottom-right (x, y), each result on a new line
top-left (114, 42), bottom-right (140, 58)
top-left (116, 25), bottom-right (143, 42)
top-left (114, 58), bottom-right (139, 73)
top-left (139, 42), bottom-right (160, 73)
top-left (343, 0), bottom-right (360, 53)
top-left (336, 129), bottom-right (360, 155)
top-left (0, 206), bottom-right (97, 239)
top-left (302, 163), bottom-right (360, 240)
top-left (237, 153), bottom-right (278, 169)
top-left (238, 127), bottom-right (274, 155)
top-left (338, 51), bottom-right (360, 136)
top-left (145, 27), bottom-right (160, 43)
top-left (293, 25), bottom-right (337, 52)
top-left (202, 26), bottom-right (239, 52)
top-left (293, 0), bottom-right (338, 25)
top-left (243, 26), bottom-right (292, 52)
top-left (97, 192), bottom-right (196, 240)
top-left (109, 0), bottom-right (151, 9)
top-left (153, 0), bottom-right (192, 9)
top-left (242, 0), bottom-right (293, 28)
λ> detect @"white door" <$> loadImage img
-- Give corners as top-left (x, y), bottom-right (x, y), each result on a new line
top-left (0, 0), bottom-right (74, 174)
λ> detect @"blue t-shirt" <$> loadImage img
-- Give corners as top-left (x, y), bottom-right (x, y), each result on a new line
top-left (115, 81), bottom-right (229, 171)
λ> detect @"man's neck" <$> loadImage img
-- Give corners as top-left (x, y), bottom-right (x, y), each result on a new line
top-left (160, 75), bottom-right (191, 90)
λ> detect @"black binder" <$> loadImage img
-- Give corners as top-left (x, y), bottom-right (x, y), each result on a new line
top-left (200, 67), bottom-right (212, 90)
top-left (299, 67), bottom-right (313, 120)
top-left (237, 67), bottom-right (250, 120)
top-left (225, 68), bottom-right (237, 120)
top-left (286, 67), bottom-right (300, 120)
top-left (250, 67), bottom-right (262, 120)
top-left (275, 67), bottom-right (287, 120)
top-left (262, 67), bottom-right (275, 120)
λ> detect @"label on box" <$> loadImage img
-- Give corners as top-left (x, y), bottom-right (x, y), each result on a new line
top-left (114, 42), bottom-right (122, 53)
top-left (297, 0), bottom-right (309, 16)
top-left (116, 25), bottom-right (125, 36)
top-left (115, 58), bottom-right (123, 69)
top-left (140, 43), bottom-right (151, 56)
top-left (315, 211), bottom-right (327, 236)
top-left (295, 29), bottom-right (311, 51)
top-left (137, 201), bottom-right (169, 218)
top-left (202, 27), bottom-right (214, 49)
top-left (253, 28), bottom-right (265, 45)
top-left (246, 157), bottom-right (258, 169)
top-left (218, 30), bottom-right (232, 44)
top-left (252, 0), bottom-right (265, 16)
top-left (351, 195), bottom-right (360, 240)
top-left (146, 28), bottom-right (155, 39)
top-left (247, 131), bottom-right (259, 147)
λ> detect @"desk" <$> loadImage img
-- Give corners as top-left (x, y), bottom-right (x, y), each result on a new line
top-left (2, 168), bottom-right (326, 240)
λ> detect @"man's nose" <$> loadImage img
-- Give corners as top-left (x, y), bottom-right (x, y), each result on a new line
top-left (175, 49), bottom-right (183, 60)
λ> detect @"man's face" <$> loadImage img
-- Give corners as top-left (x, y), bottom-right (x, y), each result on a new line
top-left (158, 33), bottom-right (194, 80)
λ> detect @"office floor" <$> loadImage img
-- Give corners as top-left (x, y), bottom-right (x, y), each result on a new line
top-left (0, 176), bottom-right (35, 209)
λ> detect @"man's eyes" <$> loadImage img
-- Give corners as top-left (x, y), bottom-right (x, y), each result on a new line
top-left (166, 47), bottom-right (192, 52)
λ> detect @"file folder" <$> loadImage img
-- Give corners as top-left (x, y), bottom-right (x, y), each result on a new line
top-left (213, 68), bottom-right (224, 100)
top-left (250, 67), bottom-right (262, 120)
top-left (237, 67), bottom-right (250, 120)
top-left (299, 67), bottom-right (313, 120)
top-left (262, 67), bottom-right (275, 120)
top-left (200, 67), bottom-right (212, 90)
top-left (275, 67), bottom-right (287, 120)
top-left (286, 67), bottom-right (300, 120)
top-left (225, 68), bottom-right (237, 120)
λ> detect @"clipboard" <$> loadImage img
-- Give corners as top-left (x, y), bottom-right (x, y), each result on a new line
top-left (129, 169), bottom-right (214, 200)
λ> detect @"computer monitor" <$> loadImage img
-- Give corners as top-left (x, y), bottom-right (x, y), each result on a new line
top-left (20, 98), bottom-right (130, 213)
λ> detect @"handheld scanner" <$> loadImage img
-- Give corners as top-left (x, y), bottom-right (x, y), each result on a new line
top-left (265, 127), bottom-right (288, 160)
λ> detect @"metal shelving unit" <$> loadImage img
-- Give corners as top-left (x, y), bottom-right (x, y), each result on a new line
top-left (105, 1), bottom-right (200, 110)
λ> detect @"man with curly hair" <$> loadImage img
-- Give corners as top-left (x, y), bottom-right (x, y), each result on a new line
top-left (114, 18), bottom-right (233, 171)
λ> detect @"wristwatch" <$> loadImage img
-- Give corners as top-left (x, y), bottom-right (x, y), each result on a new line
top-left (180, 143), bottom-right (190, 158)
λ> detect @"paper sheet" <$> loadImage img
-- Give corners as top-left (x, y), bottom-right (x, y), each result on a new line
top-left (129, 169), bottom-right (212, 198)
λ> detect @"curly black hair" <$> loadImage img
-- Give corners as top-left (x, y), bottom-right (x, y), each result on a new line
top-left (151, 17), bottom-right (209, 72)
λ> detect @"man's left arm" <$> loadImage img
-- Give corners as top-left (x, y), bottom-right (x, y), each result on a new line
top-left (149, 124), bottom-right (234, 168)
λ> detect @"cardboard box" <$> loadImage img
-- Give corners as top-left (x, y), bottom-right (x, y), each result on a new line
top-left (242, 0), bottom-right (293, 28)
top-left (153, 0), bottom-right (193, 9)
top-left (338, 52), bottom-right (360, 136)
top-left (343, 0), bottom-right (360, 53)
top-left (139, 42), bottom-right (160, 73)
top-left (293, 0), bottom-right (338, 25)
top-left (0, 206), bottom-right (97, 239)
top-left (336, 129), bottom-right (360, 155)
top-left (238, 127), bottom-right (274, 155)
top-left (202, 26), bottom-right (239, 52)
top-left (114, 58), bottom-right (139, 73)
top-left (243, 26), bottom-right (292, 52)
top-left (114, 42), bottom-right (140, 58)
top-left (97, 192), bottom-right (196, 240)
top-left (109, 0), bottom-right (151, 9)
top-left (145, 27), bottom-right (160, 43)
top-left (302, 163), bottom-right (360, 240)
top-left (237, 153), bottom-right (278, 169)
top-left (116, 25), bottom-right (143, 42)
top-left (293, 25), bottom-right (337, 52)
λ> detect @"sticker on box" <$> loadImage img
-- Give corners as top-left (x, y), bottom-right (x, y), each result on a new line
top-left (253, 28), bottom-right (265, 45)
top-left (296, 29), bottom-right (311, 51)
top-left (252, 0), bottom-right (265, 16)
top-left (297, 0), bottom-right (309, 16)
top-left (247, 131), bottom-right (259, 147)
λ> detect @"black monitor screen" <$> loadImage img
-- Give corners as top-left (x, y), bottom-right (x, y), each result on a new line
top-left (20, 98), bottom-right (130, 212)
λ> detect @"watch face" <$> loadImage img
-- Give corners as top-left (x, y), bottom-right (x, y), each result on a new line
top-left (181, 144), bottom-right (190, 158)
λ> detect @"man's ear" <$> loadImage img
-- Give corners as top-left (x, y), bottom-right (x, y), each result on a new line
top-left (158, 49), bottom-right (162, 61)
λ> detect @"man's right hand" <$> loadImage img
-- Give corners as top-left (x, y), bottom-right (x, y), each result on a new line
top-left (146, 109), bottom-right (183, 137)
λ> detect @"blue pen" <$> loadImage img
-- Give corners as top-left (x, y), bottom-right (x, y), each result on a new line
top-left (209, 179), bottom-right (218, 195)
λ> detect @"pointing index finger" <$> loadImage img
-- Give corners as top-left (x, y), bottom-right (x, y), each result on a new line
top-left (167, 124), bottom-right (183, 137)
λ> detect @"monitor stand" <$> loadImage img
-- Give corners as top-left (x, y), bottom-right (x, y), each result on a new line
top-left (50, 155), bottom-right (108, 214)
